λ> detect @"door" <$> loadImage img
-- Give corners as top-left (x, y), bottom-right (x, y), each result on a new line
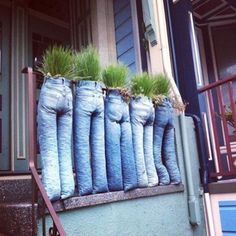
top-left (166, 0), bottom-right (201, 116)
top-left (13, 14), bottom-right (71, 171)
top-left (0, 5), bottom-right (10, 171)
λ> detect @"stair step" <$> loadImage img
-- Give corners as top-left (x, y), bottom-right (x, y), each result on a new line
top-left (0, 176), bottom-right (32, 203)
top-left (0, 202), bottom-right (38, 236)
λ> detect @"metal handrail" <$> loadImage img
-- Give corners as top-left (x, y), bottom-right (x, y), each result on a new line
top-left (22, 67), bottom-right (66, 236)
top-left (198, 75), bottom-right (236, 92)
top-left (198, 74), bottom-right (236, 179)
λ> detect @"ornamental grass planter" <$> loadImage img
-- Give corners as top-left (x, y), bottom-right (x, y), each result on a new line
top-left (102, 64), bottom-right (138, 191)
top-left (152, 74), bottom-right (181, 185)
top-left (130, 73), bottom-right (159, 188)
top-left (73, 46), bottom-right (108, 196)
top-left (37, 46), bottom-right (75, 200)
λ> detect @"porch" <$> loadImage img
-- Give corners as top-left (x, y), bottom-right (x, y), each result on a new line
top-left (0, 0), bottom-right (207, 235)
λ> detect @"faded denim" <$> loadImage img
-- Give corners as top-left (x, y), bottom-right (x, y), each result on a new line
top-left (130, 96), bottom-right (159, 187)
top-left (153, 98), bottom-right (181, 185)
top-left (37, 76), bottom-right (75, 201)
top-left (105, 90), bottom-right (138, 191)
top-left (74, 80), bottom-right (108, 196)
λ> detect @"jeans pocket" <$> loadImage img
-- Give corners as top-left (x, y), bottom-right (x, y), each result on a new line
top-left (39, 91), bottom-right (59, 113)
top-left (105, 102), bottom-right (122, 121)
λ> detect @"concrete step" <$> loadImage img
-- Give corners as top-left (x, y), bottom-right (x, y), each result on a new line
top-left (0, 176), bottom-right (32, 203)
top-left (0, 202), bottom-right (38, 236)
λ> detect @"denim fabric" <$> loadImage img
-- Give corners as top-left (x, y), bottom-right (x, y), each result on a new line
top-left (74, 80), bottom-right (108, 196)
top-left (105, 90), bottom-right (138, 191)
top-left (37, 76), bottom-right (75, 201)
top-left (153, 98), bottom-right (181, 185)
top-left (130, 96), bottom-right (159, 187)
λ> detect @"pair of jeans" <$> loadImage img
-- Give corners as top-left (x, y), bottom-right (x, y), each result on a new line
top-left (105, 90), bottom-right (138, 191)
top-left (153, 98), bottom-right (181, 185)
top-left (37, 76), bottom-right (75, 201)
top-left (74, 80), bottom-right (108, 196)
top-left (130, 96), bottom-right (159, 187)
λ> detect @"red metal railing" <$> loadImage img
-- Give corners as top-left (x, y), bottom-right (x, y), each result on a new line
top-left (22, 67), bottom-right (66, 236)
top-left (198, 75), bottom-right (236, 179)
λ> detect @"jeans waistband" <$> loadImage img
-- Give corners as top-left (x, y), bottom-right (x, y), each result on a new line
top-left (106, 89), bottom-right (123, 100)
top-left (76, 80), bottom-right (105, 92)
top-left (158, 97), bottom-right (172, 108)
top-left (44, 76), bottom-right (72, 88)
top-left (131, 95), bottom-right (152, 104)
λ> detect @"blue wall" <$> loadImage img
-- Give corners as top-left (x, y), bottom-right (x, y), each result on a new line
top-left (113, 0), bottom-right (136, 75)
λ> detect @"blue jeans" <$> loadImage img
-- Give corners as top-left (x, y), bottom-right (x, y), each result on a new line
top-left (130, 96), bottom-right (159, 187)
top-left (153, 99), bottom-right (181, 185)
top-left (105, 90), bottom-right (138, 191)
top-left (74, 80), bottom-right (108, 196)
top-left (37, 77), bottom-right (75, 201)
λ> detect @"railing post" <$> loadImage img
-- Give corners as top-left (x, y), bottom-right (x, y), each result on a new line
top-left (207, 90), bottom-right (223, 174)
top-left (22, 67), bottom-right (67, 236)
top-left (198, 75), bottom-right (236, 179)
top-left (216, 86), bottom-right (234, 171)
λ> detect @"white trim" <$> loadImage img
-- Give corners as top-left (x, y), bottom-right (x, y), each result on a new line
top-left (196, 26), bottom-right (209, 85)
top-left (189, 11), bottom-right (203, 87)
top-left (210, 193), bottom-right (236, 236)
top-left (28, 9), bottom-right (69, 29)
top-left (130, 0), bottom-right (142, 73)
top-left (204, 193), bottom-right (216, 236)
top-left (202, 112), bottom-right (213, 161)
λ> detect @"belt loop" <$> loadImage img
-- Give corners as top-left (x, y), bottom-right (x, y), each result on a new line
top-left (43, 76), bottom-right (48, 85)
top-left (62, 77), bottom-right (65, 85)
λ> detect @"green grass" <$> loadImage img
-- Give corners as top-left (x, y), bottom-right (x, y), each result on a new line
top-left (151, 73), bottom-right (170, 96)
top-left (39, 45), bottom-right (74, 79)
top-left (131, 73), bottom-right (154, 97)
top-left (73, 45), bottom-right (101, 81)
top-left (102, 63), bottom-right (128, 88)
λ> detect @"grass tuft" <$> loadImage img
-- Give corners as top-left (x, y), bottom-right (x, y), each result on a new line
top-left (73, 45), bottom-right (101, 81)
top-left (102, 63), bottom-right (128, 88)
top-left (39, 45), bottom-right (74, 79)
top-left (131, 72), bottom-right (154, 97)
top-left (151, 73), bottom-right (170, 96)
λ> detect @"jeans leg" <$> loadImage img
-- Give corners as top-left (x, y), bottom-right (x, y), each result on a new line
top-left (38, 109), bottom-right (61, 200)
top-left (144, 124), bottom-right (159, 186)
top-left (153, 123), bottom-right (170, 185)
top-left (74, 108), bottom-right (93, 196)
top-left (105, 116), bottom-right (123, 191)
top-left (121, 121), bottom-right (138, 191)
top-left (163, 125), bottom-right (181, 184)
top-left (91, 111), bottom-right (108, 193)
top-left (57, 112), bottom-right (75, 199)
top-left (131, 122), bottom-right (148, 187)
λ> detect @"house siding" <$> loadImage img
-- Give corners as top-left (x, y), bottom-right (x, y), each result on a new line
top-left (113, 0), bottom-right (136, 75)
